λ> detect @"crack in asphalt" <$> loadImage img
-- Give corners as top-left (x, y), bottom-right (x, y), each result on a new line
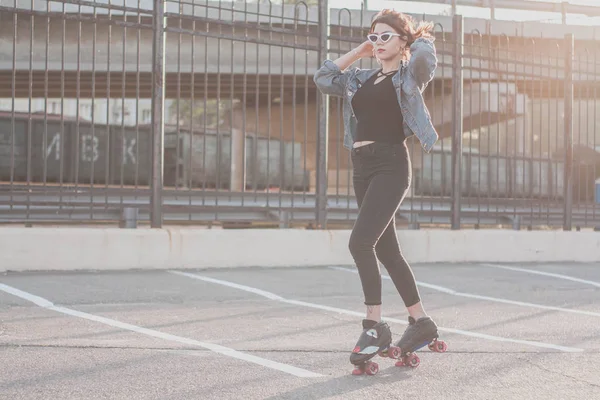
top-left (520, 357), bottom-right (600, 389)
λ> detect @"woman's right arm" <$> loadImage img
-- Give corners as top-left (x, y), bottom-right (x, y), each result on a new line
top-left (313, 42), bottom-right (373, 97)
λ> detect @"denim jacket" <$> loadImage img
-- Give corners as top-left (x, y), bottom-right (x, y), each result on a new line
top-left (313, 37), bottom-right (439, 153)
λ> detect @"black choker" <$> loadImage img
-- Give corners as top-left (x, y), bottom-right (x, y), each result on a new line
top-left (378, 69), bottom-right (397, 76)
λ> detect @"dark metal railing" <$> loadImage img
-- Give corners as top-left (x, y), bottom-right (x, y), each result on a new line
top-left (1, 0), bottom-right (599, 230)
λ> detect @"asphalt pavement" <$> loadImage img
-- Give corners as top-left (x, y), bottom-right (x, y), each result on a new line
top-left (1, 262), bottom-right (600, 399)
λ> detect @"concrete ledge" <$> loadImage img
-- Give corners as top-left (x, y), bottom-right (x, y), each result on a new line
top-left (1, 228), bottom-right (599, 272)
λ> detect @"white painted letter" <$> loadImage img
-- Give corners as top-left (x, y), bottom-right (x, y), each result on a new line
top-left (81, 135), bottom-right (99, 162)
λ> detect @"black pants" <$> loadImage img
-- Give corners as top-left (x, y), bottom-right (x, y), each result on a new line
top-left (349, 141), bottom-right (421, 307)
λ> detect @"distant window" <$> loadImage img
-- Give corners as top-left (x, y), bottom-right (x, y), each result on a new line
top-left (80, 103), bottom-right (92, 118)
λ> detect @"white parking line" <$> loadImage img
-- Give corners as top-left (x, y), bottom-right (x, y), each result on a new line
top-left (330, 266), bottom-right (600, 318)
top-left (168, 271), bottom-right (583, 353)
top-left (480, 263), bottom-right (600, 288)
top-left (0, 282), bottom-right (323, 378)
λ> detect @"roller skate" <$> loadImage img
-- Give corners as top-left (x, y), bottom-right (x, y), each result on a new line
top-left (394, 316), bottom-right (447, 368)
top-left (349, 319), bottom-right (400, 376)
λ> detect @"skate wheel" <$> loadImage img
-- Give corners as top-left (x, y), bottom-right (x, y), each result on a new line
top-left (428, 343), bottom-right (435, 352)
top-left (388, 346), bottom-right (401, 359)
top-left (436, 340), bottom-right (448, 353)
top-left (351, 365), bottom-right (365, 376)
top-left (406, 353), bottom-right (420, 368)
top-left (365, 361), bottom-right (379, 375)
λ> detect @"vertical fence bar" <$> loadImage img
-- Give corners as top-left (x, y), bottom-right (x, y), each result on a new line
top-left (278, 5), bottom-right (285, 214)
top-left (316, 0), bottom-right (329, 229)
top-left (26, 0), bottom-right (34, 222)
top-left (10, 3), bottom-right (17, 209)
top-left (90, 5), bottom-right (97, 218)
top-left (253, 2), bottom-right (260, 198)
top-left (203, 1), bottom-right (210, 204)
top-left (151, 0), bottom-right (166, 228)
top-left (190, 8), bottom-right (197, 221)
top-left (563, 33), bottom-right (574, 231)
top-left (105, 4), bottom-right (112, 213)
top-left (594, 46), bottom-right (598, 226)
top-left (135, 0), bottom-right (142, 193)
top-left (120, 5), bottom-right (127, 207)
top-left (215, 2), bottom-right (222, 219)
top-left (241, 0), bottom-right (249, 205)
top-left (43, 10), bottom-right (49, 187)
top-left (451, 14), bottom-right (464, 230)
top-left (59, 2), bottom-right (66, 210)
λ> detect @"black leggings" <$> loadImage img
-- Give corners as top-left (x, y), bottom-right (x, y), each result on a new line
top-left (349, 141), bottom-right (421, 307)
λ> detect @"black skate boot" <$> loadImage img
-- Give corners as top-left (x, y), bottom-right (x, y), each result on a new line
top-left (349, 319), bottom-right (392, 375)
top-left (394, 316), bottom-right (447, 368)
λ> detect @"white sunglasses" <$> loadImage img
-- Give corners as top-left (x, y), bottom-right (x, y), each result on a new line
top-left (367, 32), bottom-right (403, 44)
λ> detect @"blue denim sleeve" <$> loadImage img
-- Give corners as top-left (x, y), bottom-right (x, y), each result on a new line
top-left (408, 37), bottom-right (438, 88)
top-left (313, 60), bottom-right (352, 97)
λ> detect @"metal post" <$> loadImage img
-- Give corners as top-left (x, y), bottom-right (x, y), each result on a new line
top-left (563, 33), bottom-right (574, 231)
top-left (120, 207), bottom-right (139, 229)
top-left (451, 14), bottom-right (464, 230)
top-left (316, 0), bottom-right (330, 229)
top-left (151, 0), bottom-right (166, 228)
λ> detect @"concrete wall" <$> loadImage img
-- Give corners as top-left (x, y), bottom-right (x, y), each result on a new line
top-left (1, 227), bottom-right (599, 272)
top-left (2, 6), bottom-right (600, 76)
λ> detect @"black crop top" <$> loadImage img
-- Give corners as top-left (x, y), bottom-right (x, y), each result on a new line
top-left (351, 70), bottom-right (407, 144)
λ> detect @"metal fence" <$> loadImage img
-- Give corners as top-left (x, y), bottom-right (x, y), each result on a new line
top-left (1, 0), bottom-right (600, 230)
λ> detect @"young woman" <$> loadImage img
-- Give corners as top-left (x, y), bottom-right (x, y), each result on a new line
top-left (313, 9), bottom-right (446, 374)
